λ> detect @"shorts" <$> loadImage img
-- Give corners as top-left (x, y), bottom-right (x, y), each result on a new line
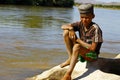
top-left (78, 51), bottom-right (98, 62)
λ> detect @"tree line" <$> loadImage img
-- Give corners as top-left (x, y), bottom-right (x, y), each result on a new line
top-left (94, 4), bottom-right (120, 9)
top-left (0, 0), bottom-right (74, 7)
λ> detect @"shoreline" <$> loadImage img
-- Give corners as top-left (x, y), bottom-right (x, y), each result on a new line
top-left (99, 52), bottom-right (118, 58)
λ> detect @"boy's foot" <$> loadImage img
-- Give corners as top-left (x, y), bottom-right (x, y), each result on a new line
top-left (60, 59), bottom-right (70, 68)
top-left (61, 73), bottom-right (71, 80)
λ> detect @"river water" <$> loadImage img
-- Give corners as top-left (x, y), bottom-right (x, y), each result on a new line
top-left (0, 5), bottom-right (120, 80)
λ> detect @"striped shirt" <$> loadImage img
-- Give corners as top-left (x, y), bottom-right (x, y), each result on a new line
top-left (71, 21), bottom-right (103, 54)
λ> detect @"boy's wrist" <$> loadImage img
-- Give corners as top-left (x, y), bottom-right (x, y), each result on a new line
top-left (76, 39), bottom-right (81, 43)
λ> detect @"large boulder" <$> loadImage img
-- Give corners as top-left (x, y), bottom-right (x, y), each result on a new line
top-left (27, 54), bottom-right (120, 80)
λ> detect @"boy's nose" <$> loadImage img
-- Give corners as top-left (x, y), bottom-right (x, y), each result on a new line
top-left (82, 18), bottom-right (87, 22)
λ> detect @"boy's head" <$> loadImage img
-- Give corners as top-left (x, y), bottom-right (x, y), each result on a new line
top-left (78, 3), bottom-right (94, 17)
top-left (78, 3), bottom-right (95, 27)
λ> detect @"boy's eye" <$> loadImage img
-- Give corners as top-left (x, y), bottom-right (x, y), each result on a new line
top-left (81, 16), bottom-right (88, 18)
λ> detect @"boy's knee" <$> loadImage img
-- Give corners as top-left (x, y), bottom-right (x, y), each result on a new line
top-left (73, 44), bottom-right (80, 52)
top-left (63, 30), bottom-right (69, 37)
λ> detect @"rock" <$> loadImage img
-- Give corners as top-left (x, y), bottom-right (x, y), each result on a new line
top-left (115, 54), bottom-right (120, 58)
top-left (86, 58), bottom-right (120, 75)
top-left (26, 54), bottom-right (120, 80)
top-left (26, 65), bottom-right (68, 80)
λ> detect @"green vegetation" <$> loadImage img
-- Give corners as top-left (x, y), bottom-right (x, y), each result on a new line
top-left (1, 0), bottom-right (119, 9)
top-left (94, 4), bottom-right (120, 9)
top-left (75, 3), bottom-right (120, 9)
top-left (0, 0), bottom-right (74, 7)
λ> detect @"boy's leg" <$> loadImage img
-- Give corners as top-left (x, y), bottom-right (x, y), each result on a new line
top-left (61, 44), bottom-right (80, 80)
top-left (60, 30), bottom-right (74, 68)
top-left (61, 44), bottom-right (95, 80)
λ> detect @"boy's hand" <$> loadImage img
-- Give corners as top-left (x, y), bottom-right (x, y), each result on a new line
top-left (69, 30), bottom-right (77, 43)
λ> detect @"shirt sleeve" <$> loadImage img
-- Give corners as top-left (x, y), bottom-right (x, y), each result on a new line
top-left (93, 24), bottom-right (103, 43)
top-left (71, 22), bottom-right (80, 31)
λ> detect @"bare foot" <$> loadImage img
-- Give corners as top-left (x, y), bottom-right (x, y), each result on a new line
top-left (61, 73), bottom-right (71, 80)
top-left (60, 59), bottom-right (70, 68)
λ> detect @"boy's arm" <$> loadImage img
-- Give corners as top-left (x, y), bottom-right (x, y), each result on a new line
top-left (61, 24), bottom-right (77, 43)
top-left (76, 39), bottom-right (98, 51)
top-left (61, 24), bottom-right (73, 30)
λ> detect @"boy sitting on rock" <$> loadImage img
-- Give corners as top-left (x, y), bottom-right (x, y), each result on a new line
top-left (61, 3), bottom-right (103, 80)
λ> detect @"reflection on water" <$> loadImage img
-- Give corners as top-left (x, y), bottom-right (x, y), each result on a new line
top-left (0, 5), bottom-right (120, 80)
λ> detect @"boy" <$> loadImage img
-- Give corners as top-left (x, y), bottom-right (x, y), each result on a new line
top-left (61, 3), bottom-right (103, 80)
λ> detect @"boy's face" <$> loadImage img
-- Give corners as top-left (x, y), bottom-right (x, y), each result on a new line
top-left (80, 13), bottom-right (94, 28)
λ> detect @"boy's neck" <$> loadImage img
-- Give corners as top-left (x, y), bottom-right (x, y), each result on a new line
top-left (85, 22), bottom-right (92, 29)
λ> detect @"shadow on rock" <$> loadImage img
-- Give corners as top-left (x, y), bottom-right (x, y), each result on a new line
top-left (74, 57), bottom-right (120, 80)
